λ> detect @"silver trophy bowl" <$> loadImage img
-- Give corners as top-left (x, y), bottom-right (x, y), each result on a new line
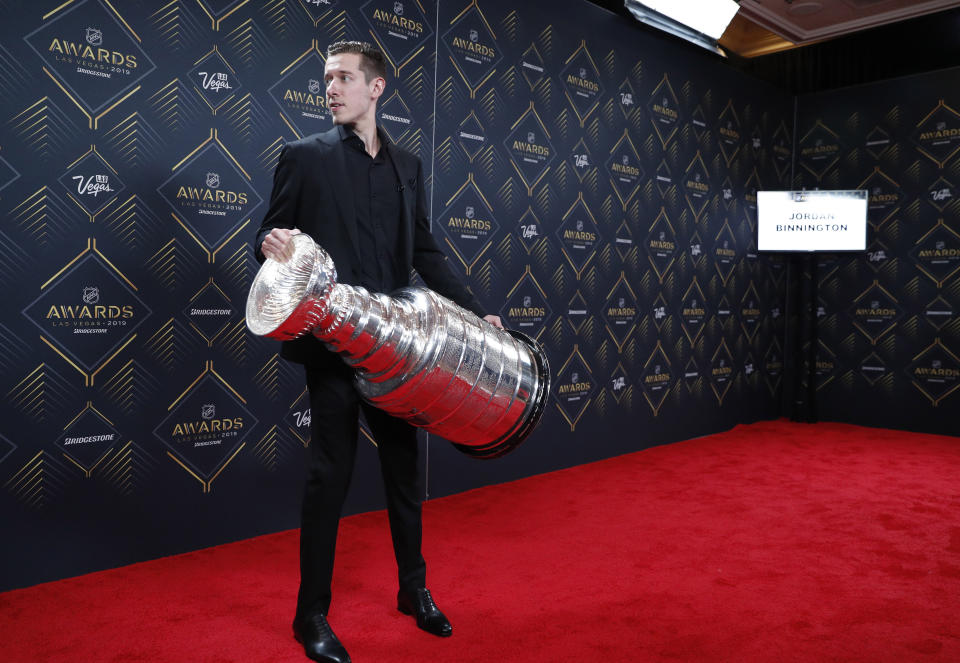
top-left (246, 234), bottom-right (550, 459)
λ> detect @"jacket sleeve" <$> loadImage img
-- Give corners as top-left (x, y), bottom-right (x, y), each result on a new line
top-left (409, 160), bottom-right (487, 318)
top-left (254, 144), bottom-right (300, 265)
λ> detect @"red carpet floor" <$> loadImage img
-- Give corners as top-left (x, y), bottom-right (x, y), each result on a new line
top-left (2, 420), bottom-right (959, 662)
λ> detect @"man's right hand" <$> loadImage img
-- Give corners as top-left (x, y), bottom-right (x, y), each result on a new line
top-left (261, 227), bottom-right (301, 262)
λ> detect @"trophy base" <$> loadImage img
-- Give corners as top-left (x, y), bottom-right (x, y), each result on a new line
top-left (450, 329), bottom-right (551, 459)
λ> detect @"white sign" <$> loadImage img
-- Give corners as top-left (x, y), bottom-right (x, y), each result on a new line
top-left (757, 190), bottom-right (867, 252)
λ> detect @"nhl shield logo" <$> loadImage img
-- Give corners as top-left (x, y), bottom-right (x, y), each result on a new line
top-left (469, 28), bottom-right (478, 42)
top-left (201, 404), bottom-right (216, 420)
top-left (465, 205), bottom-right (474, 219)
top-left (308, 79), bottom-right (321, 94)
top-left (86, 27), bottom-right (102, 46)
top-left (394, 1), bottom-right (404, 15)
top-left (82, 286), bottom-right (100, 305)
top-left (527, 131), bottom-right (535, 143)
top-left (523, 295), bottom-right (532, 307)
top-left (206, 172), bottom-right (220, 189)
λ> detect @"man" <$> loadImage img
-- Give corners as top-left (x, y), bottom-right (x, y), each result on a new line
top-left (255, 41), bottom-right (503, 663)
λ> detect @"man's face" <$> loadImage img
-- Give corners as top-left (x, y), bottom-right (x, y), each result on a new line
top-left (324, 52), bottom-right (382, 126)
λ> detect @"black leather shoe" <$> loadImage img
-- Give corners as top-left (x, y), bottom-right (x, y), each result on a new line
top-left (397, 587), bottom-right (453, 637)
top-left (292, 612), bottom-right (351, 663)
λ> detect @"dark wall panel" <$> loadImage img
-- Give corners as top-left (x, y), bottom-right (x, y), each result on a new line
top-left (795, 67), bottom-right (960, 435)
top-left (0, 0), bottom-right (790, 591)
top-left (427, 0), bottom-right (792, 497)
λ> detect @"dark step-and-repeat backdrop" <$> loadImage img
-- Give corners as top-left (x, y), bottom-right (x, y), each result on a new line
top-left (0, 0), bottom-right (792, 590)
top-left (796, 68), bottom-right (960, 436)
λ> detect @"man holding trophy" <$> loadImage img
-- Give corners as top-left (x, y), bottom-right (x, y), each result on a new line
top-left (255, 41), bottom-right (503, 663)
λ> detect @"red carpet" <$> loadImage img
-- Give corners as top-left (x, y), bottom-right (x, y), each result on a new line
top-left (2, 420), bottom-right (959, 662)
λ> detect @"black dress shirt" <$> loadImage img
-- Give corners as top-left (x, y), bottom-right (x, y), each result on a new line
top-left (338, 124), bottom-right (403, 293)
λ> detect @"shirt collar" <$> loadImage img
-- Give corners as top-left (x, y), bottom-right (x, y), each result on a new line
top-left (336, 124), bottom-right (390, 148)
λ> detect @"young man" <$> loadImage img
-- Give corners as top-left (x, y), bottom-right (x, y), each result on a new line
top-left (255, 41), bottom-right (502, 663)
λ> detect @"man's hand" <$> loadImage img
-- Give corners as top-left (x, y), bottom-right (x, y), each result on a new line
top-left (261, 227), bottom-right (301, 262)
top-left (483, 314), bottom-right (503, 329)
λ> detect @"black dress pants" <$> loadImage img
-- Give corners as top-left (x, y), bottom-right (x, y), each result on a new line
top-left (296, 361), bottom-right (427, 619)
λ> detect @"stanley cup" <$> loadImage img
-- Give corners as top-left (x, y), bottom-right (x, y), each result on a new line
top-left (245, 234), bottom-right (550, 459)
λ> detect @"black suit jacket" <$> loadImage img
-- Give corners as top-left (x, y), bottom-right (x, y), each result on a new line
top-left (255, 126), bottom-right (484, 368)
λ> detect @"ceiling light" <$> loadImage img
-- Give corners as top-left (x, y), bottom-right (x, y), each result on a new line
top-left (624, 0), bottom-right (741, 55)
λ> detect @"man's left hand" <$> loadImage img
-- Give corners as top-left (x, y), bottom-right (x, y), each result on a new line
top-left (483, 314), bottom-right (504, 329)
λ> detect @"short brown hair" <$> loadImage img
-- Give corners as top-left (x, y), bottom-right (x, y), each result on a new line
top-left (326, 40), bottom-right (387, 83)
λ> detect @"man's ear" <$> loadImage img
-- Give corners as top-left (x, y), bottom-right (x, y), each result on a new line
top-left (371, 76), bottom-right (385, 100)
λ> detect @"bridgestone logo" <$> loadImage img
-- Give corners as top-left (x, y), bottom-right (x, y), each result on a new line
top-left (64, 434), bottom-right (115, 445)
top-left (381, 113), bottom-right (410, 124)
top-left (191, 308), bottom-right (231, 315)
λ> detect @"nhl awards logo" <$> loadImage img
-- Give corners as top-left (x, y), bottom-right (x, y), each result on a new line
top-left (82, 286), bottom-right (99, 305)
top-left (176, 172), bottom-right (247, 208)
top-left (169, 403), bottom-right (244, 447)
top-left (653, 96), bottom-right (677, 121)
top-left (442, 2), bottom-right (499, 92)
top-left (369, 0), bottom-right (425, 36)
top-left (851, 282), bottom-right (899, 343)
top-left (281, 78), bottom-right (327, 119)
top-left (45, 26), bottom-right (140, 73)
top-left (649, 74), bottom-right (682, 146)
top-left (563, 57), bottom-right (600, 99)
top-left (365, 0), bottom-right (431, 68)
top-left (604, 277), bottom-right (638, 349)
top-left (509, 126), bottom-right (551, 164)
top-left (911, 222), bottom-right (960, 286)
top-left (26, 2), bottom-right (157, 127)
top-left (503, 267), bottom-right (551, 332)
top-left (446, 203), bottom-right (491, 236)
top-left (45, 285), bottom-right (133, 328)
top-left (445, 6), bottom-right (497, 71)
top-left (554, 348), bottom-right (596, 430)
top-left (23, 248), bottom-right (150, 378)
top-left (908, 340), bottom-right (960, 406)
top-left (642, 363), bottom-right (672, 391)
top-left (558, 371), bottom-right (592, 399)
top-left (157, 132), bottom-right (263, 253)
top-left (506, 293), bottom-right (547, 329)
top-left (915, 102), bottom-right (960, 166)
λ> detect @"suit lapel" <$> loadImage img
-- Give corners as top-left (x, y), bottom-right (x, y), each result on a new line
top-left (320, 129), bottom-right (360, 261)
